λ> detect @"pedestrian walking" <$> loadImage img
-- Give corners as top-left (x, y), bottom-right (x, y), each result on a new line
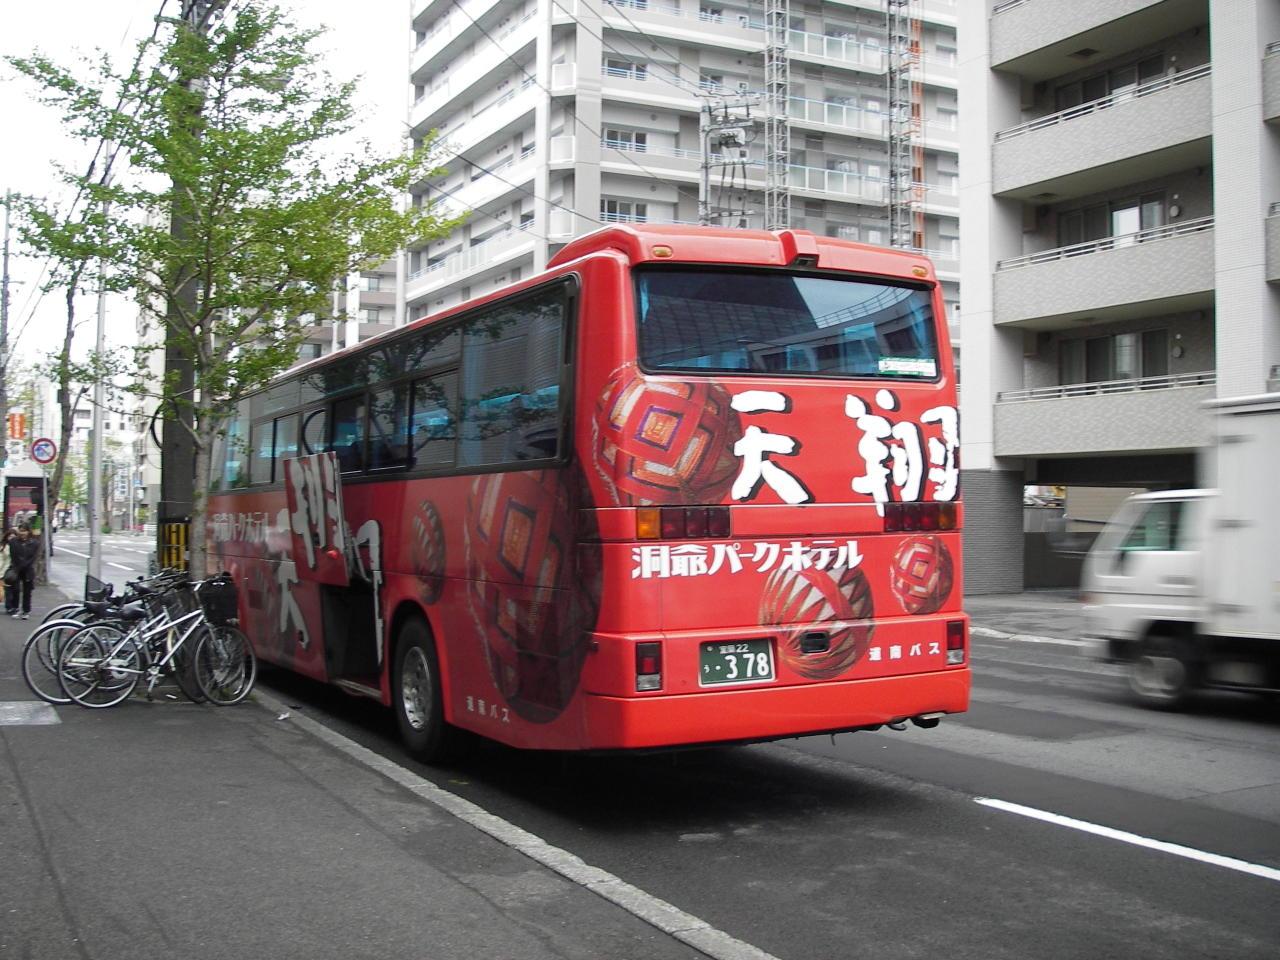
top-left (1, 528), bottom-right (18, 616)
top-left (9, 525), bottom-right (42, 620)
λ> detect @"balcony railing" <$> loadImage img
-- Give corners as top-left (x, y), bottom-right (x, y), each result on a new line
top-left (998, 371), bottom-right (1216, 403)
top-left (788, 29), bottom-right (885, 69)
top-left (789, 96), bottom-right (888, 135)
top-left (996, 216), bottom-right (1214, 271)
top-left (995, 64), bottom-right (1211, 143)
top-left (600, 138), bottom-right (702, 160)
top-left (409, 222), bottom-right (536, 281)
top-left (992, 0), bottom-right (1031, 12)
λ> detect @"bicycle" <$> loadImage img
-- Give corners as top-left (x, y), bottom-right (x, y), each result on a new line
top-left (56, 574), bottom-right (255, 708)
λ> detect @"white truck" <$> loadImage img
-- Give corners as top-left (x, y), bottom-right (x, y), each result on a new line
top-left (1080, 392), bottom-right (1280, 708)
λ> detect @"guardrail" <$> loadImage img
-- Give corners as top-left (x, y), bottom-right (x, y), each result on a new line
top-left (994, 64), bottom-right (1211, 143)
top-left (997, 371), bottom-right (1216, 403)
top-left (996, 216), bottom-right (1214, 271)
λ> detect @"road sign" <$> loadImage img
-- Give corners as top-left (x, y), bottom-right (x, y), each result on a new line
top-left (30, 437), bottom-right (57, 465)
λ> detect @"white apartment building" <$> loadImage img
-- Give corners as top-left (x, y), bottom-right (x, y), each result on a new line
top-left (959, 0), bottom-right (1280, 592)
top-left (404, 0), bottom-right (962, 342)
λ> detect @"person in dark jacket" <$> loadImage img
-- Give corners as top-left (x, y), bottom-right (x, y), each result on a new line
top-left (2, 529), bottom-right (18, 615)
top-left (9, 525), bottom-right (41, 620)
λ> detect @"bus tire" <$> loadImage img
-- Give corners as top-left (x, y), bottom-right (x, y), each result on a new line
top-left (393, 617), bottom-right (461, 764)
top-left (1128, 633), bottom-right (1195, 710)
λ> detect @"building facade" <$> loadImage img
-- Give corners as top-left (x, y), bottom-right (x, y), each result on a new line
top-left (959, 0), bottom-right (1280, 592)
top-left (404, 0), bottom-right (962, 344)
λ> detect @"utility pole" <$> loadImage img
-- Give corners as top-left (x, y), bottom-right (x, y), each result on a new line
top-left (88, 161), bottom-right (109, 584)
top-left (699, 95), bottom-right (762, 228)
top-left (156, 0), bottom-right (223, 572)
top-left (1, 191), bottom-right (11, 470)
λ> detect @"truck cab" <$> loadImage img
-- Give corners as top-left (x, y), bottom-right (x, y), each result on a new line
top-left (1081, 490), bottom-right (1214, 707)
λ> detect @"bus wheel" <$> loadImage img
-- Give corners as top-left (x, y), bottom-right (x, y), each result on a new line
top-left (1128, 634), bottom-right (1193, 710)
top-left (393, 618), bottom-right (461, 764)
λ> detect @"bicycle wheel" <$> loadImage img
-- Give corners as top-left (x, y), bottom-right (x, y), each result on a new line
top-left (41, 603), bottom-right (91, 625)
top-left (57, 625), bottom-right (142, 708)
top-left (194, 625), bottom-right (257, 705)
top-left (20, 619), bottom-right (87, 704)
top-left (169, 629), bottom-right (208, 703)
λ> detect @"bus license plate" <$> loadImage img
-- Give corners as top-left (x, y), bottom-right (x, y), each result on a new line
top-left (699, 639), bottom-right (774, 686)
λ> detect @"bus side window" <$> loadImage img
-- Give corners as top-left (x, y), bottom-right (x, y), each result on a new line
top-left (411, 373), bottom-right (458, 468)
top-left (368, 384), bottom-right (410, 471)
top-left (248, 420), bottom-right (274, 485)
top-left (331, 395), bottom-right (367, 473)
top-left (273, 414), bottom-right (299, 482)
top-left (224, 402), bottom-right (250, 489)
top-left (459, 290), bottom-right (564, 467)
top-left (301, 407), bottom-right (327, 456)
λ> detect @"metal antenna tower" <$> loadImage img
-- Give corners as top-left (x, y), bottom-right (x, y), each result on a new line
top-left (763, 0), bottom-right (791, 230)
top-left (887, 0), bottom-right (924, 251)
top-left (699, 95), bottom-right (761, 227)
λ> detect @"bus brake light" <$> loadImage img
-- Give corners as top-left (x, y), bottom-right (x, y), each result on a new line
top-left (884, 502), bottom-right (957, 533)
top-left (639, 506), bottom-right (731, 540)
top-left (946, 621), bottom-right (966, 665)
top-left (636, 642), bottom-right (663, 691)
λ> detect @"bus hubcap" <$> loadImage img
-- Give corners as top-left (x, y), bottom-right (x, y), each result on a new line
top-left (402, 648), bottom-right (432, 731)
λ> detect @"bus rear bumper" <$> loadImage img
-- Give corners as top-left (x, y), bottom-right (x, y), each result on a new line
top-left (580, 669), bottom-right (971, 750)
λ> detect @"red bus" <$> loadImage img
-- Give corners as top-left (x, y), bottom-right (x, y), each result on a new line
top-left (207, 225), bottom-right (968, 760)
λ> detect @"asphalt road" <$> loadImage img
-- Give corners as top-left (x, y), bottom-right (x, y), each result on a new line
top-left (42, 544), bottom-right (1280, 958)
top-left (45, 529), bottom-right (156, 597)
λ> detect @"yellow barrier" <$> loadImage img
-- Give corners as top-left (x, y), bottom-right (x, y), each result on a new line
top-left (160, 521), bottom-right (189, 571)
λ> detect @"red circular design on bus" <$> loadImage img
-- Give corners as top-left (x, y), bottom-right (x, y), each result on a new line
top-left (408, 499), bottom-right (446, 604)
top-left (759, 564), bottom-right (875, 680)
top-left (594, 369), bottom-right (743, 505)
top-left (890, 536), bottom-right (954, 615)
top-left (464, 472), bottom-right (596, 723)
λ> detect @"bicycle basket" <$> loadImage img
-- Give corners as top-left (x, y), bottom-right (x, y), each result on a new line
top-left (196, 576), bottom-right (239, 626)
top-left (84, 574), bottom-right (113, 602)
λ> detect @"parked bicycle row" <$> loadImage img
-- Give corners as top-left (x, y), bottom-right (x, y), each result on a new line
top-left (20, 569), bottom-right (257, 709)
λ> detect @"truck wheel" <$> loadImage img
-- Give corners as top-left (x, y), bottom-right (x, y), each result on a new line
top-left (393, 617), bottom-right (463, 764)
top-left (1128, 634), bottom-right (1194, 710)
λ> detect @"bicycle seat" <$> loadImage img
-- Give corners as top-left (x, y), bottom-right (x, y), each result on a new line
top-left (117, 602), bottom-right (148, 621)
top-left (131, 582), bottom-right (156, 596)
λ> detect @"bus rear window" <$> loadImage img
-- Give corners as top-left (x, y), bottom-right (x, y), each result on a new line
top-left (636, 269), bottom-right (939, 378)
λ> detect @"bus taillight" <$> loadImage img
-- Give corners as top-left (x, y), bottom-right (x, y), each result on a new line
top-left (946, 621), bottom-right (966, 665)
top-left (639, 506), bottom-right (731, 540)
top-left (636, 642), bottom-right (663, 691)
top-left (884, 502), bottom-right (958, 532)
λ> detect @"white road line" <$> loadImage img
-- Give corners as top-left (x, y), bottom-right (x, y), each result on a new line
top-left (971, 625), bottom-right (1085, 648)
top-left (976, 797), bottom-right (1280, 884)
top-left (106, 562), bottom-right (135, 571)
top-left (58, 547), bottom-right (90, 560)
top-left (252, 689), bottom-right (780, 960)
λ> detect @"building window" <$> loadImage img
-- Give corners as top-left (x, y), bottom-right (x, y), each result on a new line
top-left (1060, 329), bottom-right (1169, 385)
top-left (604, 59), bottom-right (647, 81)
top-left (362, 307), bottom-right (383, 324)
top-left (360, 275), bottom-right (381, 292)
top-left (700, 73), bottom-right (725, 92)
top-left (1054, 55), bottom-right (1164, 111)
top-left (604, 128), bottom-right (648, 152)
top-left (601, 199), bottom-right (648, 223)
top-left (699, 6), bottom-right (724, 22)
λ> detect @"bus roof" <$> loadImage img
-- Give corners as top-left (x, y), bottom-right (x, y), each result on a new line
top-left (546, 224), bottom-right (938, 280)
top-left (281, 225), bottom-right (939, 382)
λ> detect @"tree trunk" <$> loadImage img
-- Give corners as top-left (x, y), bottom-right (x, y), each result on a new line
top-left (46, 281), bottom-right (83, 528)
top-left (188, 416), bottom-right (214, 580)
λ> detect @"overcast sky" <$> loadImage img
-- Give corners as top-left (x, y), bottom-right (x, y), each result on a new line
top-left (0, 0), bottom-right (408, 366)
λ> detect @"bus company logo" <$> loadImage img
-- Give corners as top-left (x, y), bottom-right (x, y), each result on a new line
top-left (210, 510), bottom-right (273, 544)
top-left (760, 564), bottom-right (875, 680)
top-left (631, 539), bottom-right (862, 580)
top-left (890, 536), bottom-right (955, 615)
top-left (409, 499), bottom-right (446, 604)
top-left (594, 369), bottom-right (743, 505)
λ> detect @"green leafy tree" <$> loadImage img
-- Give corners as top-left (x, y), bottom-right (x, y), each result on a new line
top-left (8, 2), bottom-right (460, 576)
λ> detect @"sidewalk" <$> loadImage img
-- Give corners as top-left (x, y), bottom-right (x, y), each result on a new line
top-left (0, 593), bottom-right (711, 960)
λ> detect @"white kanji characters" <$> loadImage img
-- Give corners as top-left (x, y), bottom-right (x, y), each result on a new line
top-left (632, 544), bottom-right (672, 579)
top-left (845, 394), bottom-right (894, 510)
top-left (749, 541), bottom-right (781, 573)
top-left (778, 541), bottom-right (812, 572)
top-left (834, 540), bottom-right (864, 570)
top-left (922, 405), bottom-right (960, 501)
top-left (708, 542), bottom-right (744, 575)
top-left (909, 642), bottom-right (923, 657)
top-left (670, 544), bottom-right (710, 577)
top-left (889, 644), bottom-right (903, 660)
top-left (730, 391), bottom-right (812, 505)
top-left (928, 641), bottom-right (941, 655)
top-left (868, 646), bottom-right (882, 662)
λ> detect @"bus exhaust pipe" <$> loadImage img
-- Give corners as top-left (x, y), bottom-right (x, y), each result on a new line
top-left (911, 713), bottom-right (944, 729)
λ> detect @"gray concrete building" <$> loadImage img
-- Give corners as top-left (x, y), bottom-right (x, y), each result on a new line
top-left (404, 0), bottom-right (962, 345)
top-left (959, 0), bottom-right (1280, 592)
